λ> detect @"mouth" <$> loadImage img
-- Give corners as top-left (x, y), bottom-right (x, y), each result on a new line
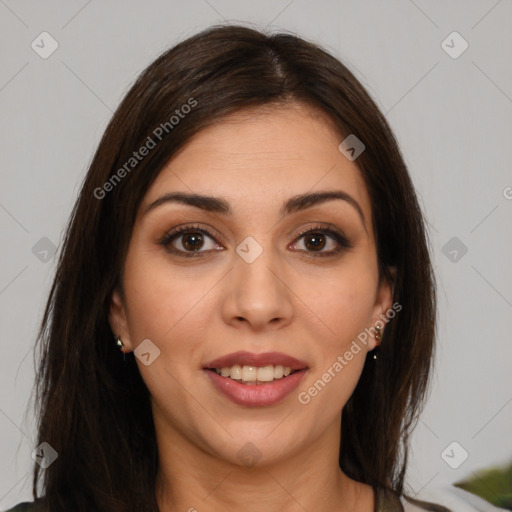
top-left (202, 351), bottom-right (309, 406)
top-left (206, 364), bottom-right (301, 384)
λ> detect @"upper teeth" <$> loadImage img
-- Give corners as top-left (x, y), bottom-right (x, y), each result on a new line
top-left (215, 365), bottom-right (292, 382)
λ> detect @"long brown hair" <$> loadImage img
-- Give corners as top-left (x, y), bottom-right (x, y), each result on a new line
top-left (30, 24), bottom-right (437, 511)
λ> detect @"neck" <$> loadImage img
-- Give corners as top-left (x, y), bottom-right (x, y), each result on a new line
top-left (153, 416), bottom-right (374, 512)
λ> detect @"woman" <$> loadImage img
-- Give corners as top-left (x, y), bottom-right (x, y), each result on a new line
top-left (7, 24), bottom-right (465, 512)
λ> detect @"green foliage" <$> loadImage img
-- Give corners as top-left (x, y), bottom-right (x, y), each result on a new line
top-left (455, 460), bottom-right (512, 510)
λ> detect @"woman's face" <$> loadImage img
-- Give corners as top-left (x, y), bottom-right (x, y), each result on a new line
top-left (110, 102), bottom-right (393, 468)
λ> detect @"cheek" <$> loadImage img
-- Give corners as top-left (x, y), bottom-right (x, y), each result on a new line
top-left (296, 277), bottom-right (373, 412)
top-left (122, 248), bottom-right (214, 344)
top-left (291, 261), bottom-right (378, 411)
top-left (296, 264), bottom-right (378, 350)
top-left (330, 286), bottom-right (375, 348)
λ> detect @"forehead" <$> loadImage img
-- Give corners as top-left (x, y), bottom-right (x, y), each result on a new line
top-left (143, 103), bottom-right (371, 220)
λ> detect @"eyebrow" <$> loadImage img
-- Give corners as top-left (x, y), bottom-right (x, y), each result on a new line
top-left (144, 190), bottom-right (366, 228)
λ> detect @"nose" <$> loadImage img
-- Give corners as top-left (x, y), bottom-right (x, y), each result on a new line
top-left (221, 244), bottom-right (294, 331)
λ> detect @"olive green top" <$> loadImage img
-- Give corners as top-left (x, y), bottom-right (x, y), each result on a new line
top-left (4, 503), bottom-right (38, 512)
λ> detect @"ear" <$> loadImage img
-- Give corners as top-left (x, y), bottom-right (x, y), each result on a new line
top-left (108, 288), bottom-right (133, 352)
top-left (369, 267), bottom-right (396, 350)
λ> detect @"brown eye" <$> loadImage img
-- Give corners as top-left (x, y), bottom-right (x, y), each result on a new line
top-left (290, 226), bottom-right (352, 256)
top-left (181, 232), bottom-right (205, 251)
top-left (158, 224), bottom-right (223, 258)
top-left (303, 232), bottom-right (327, 251)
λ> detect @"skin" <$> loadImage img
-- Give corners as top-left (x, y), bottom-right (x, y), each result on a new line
top-left (109, 102), bottom-right (394, 512)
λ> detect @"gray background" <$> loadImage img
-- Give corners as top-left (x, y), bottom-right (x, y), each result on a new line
top-left (1, 0), bottom-right (511, 509)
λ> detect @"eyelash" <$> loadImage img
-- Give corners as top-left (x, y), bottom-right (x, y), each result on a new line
top-left (158, 223), bottom-right (352, 258)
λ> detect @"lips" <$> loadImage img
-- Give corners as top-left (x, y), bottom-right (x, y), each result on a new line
top-left (203, 351), bottom-right (309, 407)
top-left (204, 351), bottom-right (308, 371)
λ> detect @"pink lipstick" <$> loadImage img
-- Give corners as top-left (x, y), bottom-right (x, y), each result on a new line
top-left (203, 351), bottom-right (308, 407)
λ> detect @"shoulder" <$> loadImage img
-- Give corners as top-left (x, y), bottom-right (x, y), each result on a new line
top-left (401, 484), bottom-right (507, 512)
top-left (3, 502), bottom-right (39, 512)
